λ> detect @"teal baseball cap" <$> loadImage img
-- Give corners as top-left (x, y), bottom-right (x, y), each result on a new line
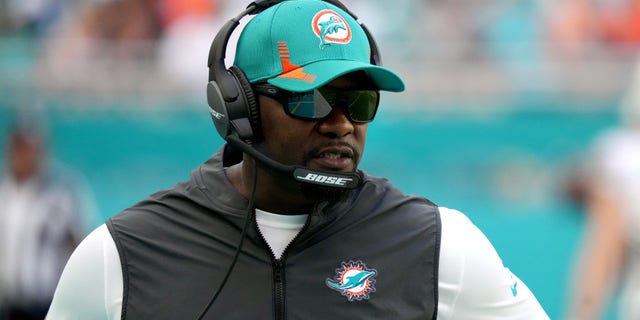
top-left (234, 0), bottom-right (405, 92)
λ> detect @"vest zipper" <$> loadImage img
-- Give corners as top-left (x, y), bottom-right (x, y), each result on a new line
top-left (273, 259), bottom-right (286, 320)
top-left (256, 210), bottom-right (315, 320)
top-left (254, 221), bottom-right (288, 320)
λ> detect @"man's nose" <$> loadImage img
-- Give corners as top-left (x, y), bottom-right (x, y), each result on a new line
top-left (317, 106), bottom-right (354, 138)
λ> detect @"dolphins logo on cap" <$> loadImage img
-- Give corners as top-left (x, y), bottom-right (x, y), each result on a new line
top-left (312, 9), bottom-right (352, 49)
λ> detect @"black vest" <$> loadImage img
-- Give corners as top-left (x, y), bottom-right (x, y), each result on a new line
top-left (107, 146), bottom-right (441, 319)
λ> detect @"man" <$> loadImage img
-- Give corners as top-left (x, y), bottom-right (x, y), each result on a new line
top-left (46, 0), bottom-right (550, 319)
top-left (0, 122), bottom-right (93, 320)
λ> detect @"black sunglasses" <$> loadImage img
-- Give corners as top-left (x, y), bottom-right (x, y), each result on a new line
top-left (253, 83), bottom-right (380, 123)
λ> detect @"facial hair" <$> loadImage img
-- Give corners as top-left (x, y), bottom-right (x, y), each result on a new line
top-left (252, 141), bottom-right (360, 203)
top-left (299, 180), bottom-right (352, 204)
top-left (298, 145), bottom-right (360, 203)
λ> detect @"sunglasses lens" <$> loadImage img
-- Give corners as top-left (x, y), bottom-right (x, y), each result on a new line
top-left (286, 92), bottom-right (332, 119)
top-left (347, 90), bottom-right (379, 122)
top-left (274, 86), bottom-right (379, 123)
top-left (317, 88), bottom-right (379, 123)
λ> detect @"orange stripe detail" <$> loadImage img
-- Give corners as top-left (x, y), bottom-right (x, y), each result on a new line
top-left (277, 68), bottom-right (317, 83)
top-left (277, 42), bottom-right (316, 82)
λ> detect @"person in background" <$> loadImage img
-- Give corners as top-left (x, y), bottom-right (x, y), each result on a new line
top-left (0, 117), bottom-right (96, 320)
top-left (565, 55), bottom-right (640, 320)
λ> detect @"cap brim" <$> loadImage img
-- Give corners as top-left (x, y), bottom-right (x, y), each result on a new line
top-left (267, 60), bottom-right (405, 93)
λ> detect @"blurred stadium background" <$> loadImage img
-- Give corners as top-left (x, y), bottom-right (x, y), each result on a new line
top-left (2, 0), bottom-right (640, 318)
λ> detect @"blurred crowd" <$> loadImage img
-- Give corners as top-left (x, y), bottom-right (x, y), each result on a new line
top-left (0, 0), bottom-right (235, 102)
top-left (0, 0), bottom-right (640, 107)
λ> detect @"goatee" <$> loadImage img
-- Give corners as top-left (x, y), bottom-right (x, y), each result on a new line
top-left (299, 180), bottom-right (352, 203)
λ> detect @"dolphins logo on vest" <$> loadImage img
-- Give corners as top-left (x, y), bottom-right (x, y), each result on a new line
top-left (326, 260), bottom-right (377, 301)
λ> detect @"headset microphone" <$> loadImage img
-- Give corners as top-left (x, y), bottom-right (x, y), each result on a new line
top-left (226, 135), bottom-right (362, 189)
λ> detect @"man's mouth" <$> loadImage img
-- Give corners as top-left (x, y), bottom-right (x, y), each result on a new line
top-left (310, 146), bottom-right (356, 170)
top-left (318, 152), bottom-right (345, 160)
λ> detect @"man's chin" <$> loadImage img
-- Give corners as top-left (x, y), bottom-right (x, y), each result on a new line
top-left (299, 180), bottom-right (351, 204)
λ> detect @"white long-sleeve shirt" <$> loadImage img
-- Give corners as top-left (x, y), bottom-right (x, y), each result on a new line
top-left (46, 207), bottom-right (549, 319)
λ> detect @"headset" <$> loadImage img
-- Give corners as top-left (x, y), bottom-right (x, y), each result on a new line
top-left (206, 0), bottom-right (383, 189)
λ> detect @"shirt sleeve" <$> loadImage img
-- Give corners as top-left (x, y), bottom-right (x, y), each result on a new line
top-left (437, 207), bottom-right (550, 320)
top-left (46, 224), bottom-right (123, 320)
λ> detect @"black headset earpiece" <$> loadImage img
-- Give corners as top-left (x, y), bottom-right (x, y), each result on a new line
top-left (206, 0), bottom-right (381, 144)
top-left (206, 1), bottom-right (279, 144)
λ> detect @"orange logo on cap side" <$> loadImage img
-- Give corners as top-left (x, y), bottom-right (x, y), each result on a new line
top-left (276, 42), bottom-right (316, 83)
